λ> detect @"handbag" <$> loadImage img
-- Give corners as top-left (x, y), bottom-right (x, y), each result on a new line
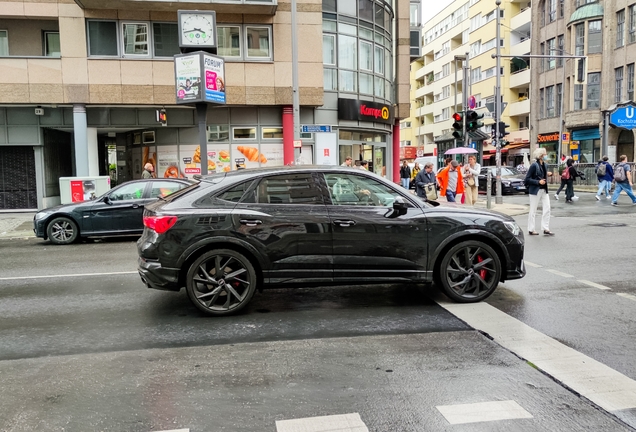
top-left (424, 183), bottom-right (438, 201)
top-left (467, 177), bottom-right (476, 187)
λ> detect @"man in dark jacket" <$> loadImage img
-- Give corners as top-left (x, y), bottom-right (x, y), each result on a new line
top-left (595, 156), bottom-right (614, 200)
top-left (400, 161), bottom-right (411, 189)
top-left (415, 162), bottom-right (437, 200)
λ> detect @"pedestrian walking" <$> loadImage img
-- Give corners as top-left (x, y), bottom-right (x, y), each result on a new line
top-left (611, 154), bottom-right (636, 206)
top-left (400, 161), bottom-right (411, 189)
top-left (411, 162), bottom-right (421, 189)
top-left (437, 159), bottom-right (464, 203)
top-left (563, 158), bottom-right (579, 203)
top-left (525, 147), bottom-right (555, 236)
top-left (462, 155), bottom-right (480, 206)
top-left (341, 156), bottom-right (353, 167)
top-left (554, 155), bottom-right (570, 200)
top-left (414, 162), bottom-right (437, 201)
top-left (142, 163), bottom-right (155, 179)
top-left (595, 156), bottom-right (613, 200)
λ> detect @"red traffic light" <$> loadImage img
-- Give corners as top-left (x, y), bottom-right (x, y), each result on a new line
top-left (452, 112), bottom-right (463, 122)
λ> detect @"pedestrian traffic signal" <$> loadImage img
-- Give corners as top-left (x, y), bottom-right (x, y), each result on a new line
top-left (157, 108), bottom-right (167, 126)
top-left (497, 121), bottom-right (510, 139)
top-left (465, 110), bottom-right (485, 132)
top-left (452, 112), bottom-right (464, 140)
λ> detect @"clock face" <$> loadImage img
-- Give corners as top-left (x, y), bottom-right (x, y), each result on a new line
top-left (180, 13), bottom-right (215, 47)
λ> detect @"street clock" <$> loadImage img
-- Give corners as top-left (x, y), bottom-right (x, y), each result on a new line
top-left (178, 10), bottom-right (217, 49)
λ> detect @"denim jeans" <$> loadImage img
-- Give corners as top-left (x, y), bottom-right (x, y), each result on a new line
top-left (401, 178), bottom-right (410, 189)
top-left (596, 179), bottom-right (611, 197)
top-left (612, 182), bottom-right (636, 203)
top-left (446, 190), bottom-right (457, 202)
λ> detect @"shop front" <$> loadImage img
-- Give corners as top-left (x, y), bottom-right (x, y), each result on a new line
top-left (571, 128), bottom-right (601, 163)
top-left (537, 132), bottom-right (560, 164)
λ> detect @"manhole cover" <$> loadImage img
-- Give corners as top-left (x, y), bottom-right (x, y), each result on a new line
top-left (588, 223), bottom-right (627, 227)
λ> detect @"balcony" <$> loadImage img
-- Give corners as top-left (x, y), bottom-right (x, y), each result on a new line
top-left (510, 39), bottom-right (531, 57)
top-left (509, 68), bottom-right (530, 88)
top-left (511, 7), bottom-right (531, 30)
top-left (415, 85), bottom-right (432, 99)
top-left (509, 99), bottom-right (530, 116)
top-left (73, 0), bottom-right (277, 13)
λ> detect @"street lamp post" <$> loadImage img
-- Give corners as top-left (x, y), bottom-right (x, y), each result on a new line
top-left (495, 0), bottom-right (503, 204)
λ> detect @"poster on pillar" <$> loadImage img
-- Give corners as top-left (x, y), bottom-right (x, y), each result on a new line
top-left (142, 147), bottom-right (157, 177)
top-left (181, 144), bottom-right (201, 178)
top-left (315, 133), bottom-right (338, 165)
top-left (232, 145), bottom-right (265, 169)
top-left (158, 146), bottom-right (185, 178)
top-left (175, 54), bottom-right (202, 104)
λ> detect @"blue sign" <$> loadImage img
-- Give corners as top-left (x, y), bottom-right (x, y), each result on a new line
top-left (470, 142), bottom-right (476, 149)
top-left (302, 125), bottom-right (332, 133)
top-left (609, 102), bottom-right (636, 130)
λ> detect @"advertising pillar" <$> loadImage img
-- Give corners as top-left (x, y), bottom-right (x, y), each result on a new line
top-left (393, 121), bottom-right (400, 184)
top-left (283, 106), bottom-right (295, 165)
top-left (73, 104), bottom-right (89, 177)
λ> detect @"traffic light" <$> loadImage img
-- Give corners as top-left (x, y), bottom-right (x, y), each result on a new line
top-left (452, 112), bottom-right (464, 140)
top-left (465, 110), bottom-right (484, 132)
top-left (497, 121), bottom-right (510, 139)
top-left (157, 108), bottom-right (167, 126)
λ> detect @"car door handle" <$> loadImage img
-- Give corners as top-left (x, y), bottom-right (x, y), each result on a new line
top-left (240, 219), bottom-right (262, 227)
top-left (333, 219), bottom-right (356, 227)
top-left (132, 204), bottom-right (143, 209)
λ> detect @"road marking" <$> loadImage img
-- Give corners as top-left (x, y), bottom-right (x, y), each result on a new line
top-left (545, 269), bottom-right (574, 278)
top-left (0, 271), bottom-right (137, 281)
top-left (154, 429), bottom-right (189, 432)
top-left (276, 413), bottom-right (368, 432)
top-left (438, 301), bottom-right (636, 413)
top-left (436, 400), bottom-right (533, 425)
top-left (524, 261), bottom-right (542, 268)
top-left (578, 280), bottom-right (612, 291)
top-left (617, 293), bottom-right (636, 302)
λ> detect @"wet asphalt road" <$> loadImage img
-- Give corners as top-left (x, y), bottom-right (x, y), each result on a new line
top-left (1, 192), bottom-right (635, 431)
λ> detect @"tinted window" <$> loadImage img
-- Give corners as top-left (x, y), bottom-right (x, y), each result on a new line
top-left (149, 181), bottom-right (187, 198)
top-left (217, 181), bottom-right (254, 203)
top-left (109, 182), bottom-right (146, 201)
top-left (325, 173), bottom-right (408, 207)
top-left (256, 174), bottom-right (322, 205)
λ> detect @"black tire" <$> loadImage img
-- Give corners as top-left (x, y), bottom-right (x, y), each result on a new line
top-left (47, 217), bottom-right (79, 245)
top-left (437, 240), bottom-right (502, 303)
top-left (185, 249), bottom-right (257, 316)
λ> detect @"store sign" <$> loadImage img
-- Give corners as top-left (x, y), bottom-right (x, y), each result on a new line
top-left (537, 132), bottom-right (559, 143)
top-left (337, 99), bottom-right (394, 125)
top-left (609, 102), bottom-right (636, 130)
top-left (399, 146), bottom-right (417, 159)
top-left (562, 133), bottom-right (570, 143)
top-left (175, 52), bottom-right (226, 105)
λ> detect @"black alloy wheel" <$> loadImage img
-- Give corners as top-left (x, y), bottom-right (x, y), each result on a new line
top-left (186, 249), bottom-right (257, 316)
top-left (438, 240), bottom-right (501, 302)
top-left (47, 217), bottom-right (79, 245)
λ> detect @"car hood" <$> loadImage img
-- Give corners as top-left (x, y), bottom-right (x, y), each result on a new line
top-left (426, 202), bottom-right (514, 221)
top-left (36, 200), bottom-right (96, 215)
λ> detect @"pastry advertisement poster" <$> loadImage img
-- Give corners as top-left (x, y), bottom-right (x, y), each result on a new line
top-left (206, 144), bottom-right (231, 173)
top-left (203, 54), bottom-right (226, 105)
top-left (158, 145), bottom-right (185, 178)
top-left (259, 144), bottom-right (284, 167)
top-left (175, 54), bottom-right (202, 104)
top-left (232, 145), bottom-right (268, 169)
top-left (180, 144), bottom-right (201, 178)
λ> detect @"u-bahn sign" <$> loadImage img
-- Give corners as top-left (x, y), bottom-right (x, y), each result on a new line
top-left (609, 101), bottom-right (636, 130)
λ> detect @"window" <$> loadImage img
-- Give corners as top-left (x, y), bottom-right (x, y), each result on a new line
top-left (122, 23), bottom-right (148, 56)
top-left (588, 20), bottom-right (602, 54)
top-left (547, 38), bottom-right (556, 70)
top-left (556, 84), bottom-right (562, 116)
top-left (540, 42), bottom-right (545, 72)
top-left (374, 45), bottom-right (384, 74)
top-left (262, 127), bottom-right (283, 139)
top-left (574, 84), bottom-right (584, 110)
top-left (338, 35), bottom-right (357, 70)
top-left (340, 70), bottom-right (357, 92)
top-left (150, 181), bottom-right (187, 198)
top-left (325, 173), bottom-right (405, 207)
top-left (471, 67), bottom-right (481, 83)
top-left (323, 35), bottom-right (336, 65)
top-left (359, 72), bottom-right (373, 94)
top-left (152, 23), bottom-right (179, 57)
top-left (110, 182), bottom-right (146, 201)
top-left (217, 181), bottom-right (254, 203)
top-left (575, 23), bottom-right (585, 56)
top-left (324, 68), bottom-right (337, 91)
top-left (482, 66), bottom-right (496, 79)
top-left (442, 85), bottom-right (450, 99)
top-left (630, 5), bottom-right (636, 44)
top-left (233, 127), bottom-right (256, 139)
top-left (548, 0), bottom-right (557, 22)
top-left (470, 40), bottom-right (481, 58)
top-left (217, 26), bottom-right (241, 58)
top-left (88, 21), bottom-right (118, 56)
top-left (539, 88), bottom-right (544, 118)
top-left (557, 35), bottom-right (564, 67)
top-left (0, 30), bottom-right (7, 56)
top-left (207, 125), bottom-right (229, 142)
top-left (339, 0), bottom-right (356, 17)
top-left (628, 63), bottom-right (635, 100)
top-left (546, 86), bottom-right (555, 117)
top-left (361, 0), bottom-right (375, 22)
top-left (257, 174), bottom-right (322, 205)
top-left (44, 31), bottom-right (60, 57)
top-left (470, 14), bottom-right (482, 31)
top-left (374, 76), bottom-right (384, 98)
top-left (246, 27), bottom-right (271, 59)
top-left (587, 72), bottom-right (600, 109)
top-left (615, 67), bottom-right (624, 103)
top-left (559, 0), bottom-right (564, 18)
top-left (617, 10), bottom-right (625, 48)
top-left (442, 63), bottom-right (450, 77)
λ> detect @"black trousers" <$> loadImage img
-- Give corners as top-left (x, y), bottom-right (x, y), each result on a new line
top-left (556, 179), bottom-right (567, 195)
top-left (565, 179), bottom-right (575, 201)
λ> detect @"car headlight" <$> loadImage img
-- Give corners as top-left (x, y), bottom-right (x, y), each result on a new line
top-left (34, 212), bottom-right (49, 221)
top-left (502, 181), bottom-right (511, 186)
top-left (503, 221), bottom-right (521, 236)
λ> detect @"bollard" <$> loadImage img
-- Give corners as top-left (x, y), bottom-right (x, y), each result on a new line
top-left (487, 170), bottom-right (492, 209)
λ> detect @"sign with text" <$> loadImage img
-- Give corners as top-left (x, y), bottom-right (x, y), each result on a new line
top-left (609, 102), bottom-right (636, 130)
top-left (302, 125), bottom-right (332, 133)
top-left (537, 132), bottom-right (560, 143)
top-left (562, 132), bottom-right (570, 143)
top-left (175, 52), bottom-right (226, 105)
top-left (337, 99), bottom-right (393, 125)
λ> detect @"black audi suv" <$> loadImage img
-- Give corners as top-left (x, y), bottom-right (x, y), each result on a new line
top-left (137, 166), bottom-right (525, 316)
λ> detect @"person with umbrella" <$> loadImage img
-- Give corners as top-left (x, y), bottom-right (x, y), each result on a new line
top-left (437, 159), bottom-right (464, 202)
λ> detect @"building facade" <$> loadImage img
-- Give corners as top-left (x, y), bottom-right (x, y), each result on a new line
top-left (531, 0), bottom-right (636, 164)
top-left (0, 0), bottom-right (411, 210)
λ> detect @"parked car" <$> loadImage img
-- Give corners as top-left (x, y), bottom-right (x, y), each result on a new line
top-left (137, 166), bottom-right (526, 316)
top-left (34, 179), bottom-right (193, 245)
top-left (477, 166), bottom-right (529, 195)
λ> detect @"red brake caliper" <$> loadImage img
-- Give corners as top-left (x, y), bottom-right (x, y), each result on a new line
top-left (477, 255), bottom-right (487, 280)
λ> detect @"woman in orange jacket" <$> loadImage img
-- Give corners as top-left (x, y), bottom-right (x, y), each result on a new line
top-left (437, 159), bottom-right (464, 202)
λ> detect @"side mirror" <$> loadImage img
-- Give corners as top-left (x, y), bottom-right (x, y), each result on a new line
top-left (103, 195), bottom-right (112, 205)
top-left (392, 196), bottom-right (408, 216)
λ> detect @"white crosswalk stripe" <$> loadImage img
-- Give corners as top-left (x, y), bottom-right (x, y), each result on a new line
top-left (436, 400), bottom-right (533, 425)
top-left (276, 413), bottom-right (369, 432)
top-left (578, 280), bottom-right (612, 290)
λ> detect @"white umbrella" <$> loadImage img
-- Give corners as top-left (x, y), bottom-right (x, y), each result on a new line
top-left (523, 152), bottom-right (530, 169)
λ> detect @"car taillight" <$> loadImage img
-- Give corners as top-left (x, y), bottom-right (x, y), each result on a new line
top-left (143, 215), bottom-right (178, 234)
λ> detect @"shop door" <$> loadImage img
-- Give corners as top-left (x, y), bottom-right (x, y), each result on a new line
top-left (0, 146), bottom-right (37, 209)
top-left (618, 130), bottom-right (634, 163)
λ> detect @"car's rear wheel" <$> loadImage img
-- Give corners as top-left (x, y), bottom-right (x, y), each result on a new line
top-left (47, 217), bottom-right (79, 245)
top-left (186, 249), bottom-right (257, 316)
top-left (438, 240), bottom-right (501, 303)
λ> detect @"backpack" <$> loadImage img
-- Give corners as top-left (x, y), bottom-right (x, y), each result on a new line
top-left (597, 162), bottom-right (607, 177)
top-left (614, 164), bottom-right (627, 182)
top-left (561, 167), bottom-right (570, 180)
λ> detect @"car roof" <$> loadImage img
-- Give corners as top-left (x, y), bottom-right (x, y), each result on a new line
top-left (198, 165), bottom-right (381, 183)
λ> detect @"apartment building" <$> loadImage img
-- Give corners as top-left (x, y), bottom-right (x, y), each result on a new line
top-left (412, 0), bottom-right (531, 167)
top-left (0, 0), bottom-right (411, 210)
top-left (531, 0), bottom-right (636, 164)
top-left (398, 0), bottom-right (421, 159)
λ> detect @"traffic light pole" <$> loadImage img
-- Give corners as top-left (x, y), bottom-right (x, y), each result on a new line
top-left (463, 53), bottom-right (470, 149)
top-left (495, 0), bottom-right (502, 204)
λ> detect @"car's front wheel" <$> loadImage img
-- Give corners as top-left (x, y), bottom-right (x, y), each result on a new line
top-left (437, 240), bottom-right (502, 303)
top-left (186, 249), bottom-right (257, 316)
top-left (47, 217), bottom-right (79, 245)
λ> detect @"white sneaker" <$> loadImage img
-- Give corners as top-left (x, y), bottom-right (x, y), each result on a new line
top-left (554, 194), bottom-right (559, 200)
top-left (607, 195), bottom-right (612, 200)
top-left (595, 195), bottom-right (600, 201)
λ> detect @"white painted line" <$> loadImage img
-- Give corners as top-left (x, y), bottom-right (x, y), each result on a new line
top-left (617, 293), bottom-right (636, 302)
top-left (545, 269), bottom-right (574, 278)
top-left (523, 261), bottom-right (542, 268)
top-left (276, 413), bottom-right (368, 432)
top-left (154, 429), bottom-right (189, 432)
top-left (578, 280), bottom-right (612, 291)
top-left (438, 301), bottom-right (636, 413)
top-left (0, 271), bottom-right (137, 281)
top-left (436, 400), bottom-right (532, 425)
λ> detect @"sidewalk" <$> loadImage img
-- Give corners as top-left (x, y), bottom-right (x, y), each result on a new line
top-left (0, 212), bottom-right (36, 240)
top-left (434, 196), bottom-right (529, 216)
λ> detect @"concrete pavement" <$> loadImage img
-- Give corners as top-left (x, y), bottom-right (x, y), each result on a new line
top-left (0, 213), bottom-right (35, 240)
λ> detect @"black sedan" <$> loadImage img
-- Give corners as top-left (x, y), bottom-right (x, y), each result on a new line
top-left (34, 179), bottom-right (192, 245)
top-left (478, 166), bottom-right (529, 195)
top-left (137, 166), bottom-right (525, 316)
